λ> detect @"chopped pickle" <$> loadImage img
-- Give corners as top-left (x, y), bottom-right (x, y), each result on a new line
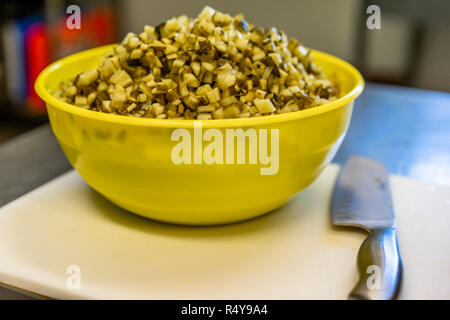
top-left (54, 6), bottom-right (339, 119)
top-left (254, 99), bottom-right (275, 114)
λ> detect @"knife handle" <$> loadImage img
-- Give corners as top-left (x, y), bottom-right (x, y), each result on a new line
top-left (349, 227), bottom-right (403, 300)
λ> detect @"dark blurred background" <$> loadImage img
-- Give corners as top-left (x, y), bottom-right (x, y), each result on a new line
top-left (0, 0), bottom-right (449, 142)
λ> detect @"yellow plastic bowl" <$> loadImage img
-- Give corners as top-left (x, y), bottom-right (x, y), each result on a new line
top-left (36, 44), bottom-right (363, 225)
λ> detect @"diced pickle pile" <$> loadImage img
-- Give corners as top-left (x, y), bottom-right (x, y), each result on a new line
top-left (54, 7), bottom-right (339, 119)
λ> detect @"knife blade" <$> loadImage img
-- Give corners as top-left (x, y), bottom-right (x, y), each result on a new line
top-left (332, 156), bottom-right (402, 300)
top-left (332, 156), bottom-right (395, 231)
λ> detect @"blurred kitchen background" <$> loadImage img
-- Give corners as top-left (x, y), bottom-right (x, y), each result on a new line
top-left (0, 0), bottom-right (449, 142)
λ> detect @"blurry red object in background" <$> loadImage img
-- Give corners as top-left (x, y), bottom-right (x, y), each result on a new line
top-left (52, 4), bottom-right (117, 60)
top-left (24, 21), bottom-right (50, 112)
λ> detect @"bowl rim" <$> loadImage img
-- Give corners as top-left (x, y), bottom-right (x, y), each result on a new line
top-left (35, 44), bottom-right (364, 128)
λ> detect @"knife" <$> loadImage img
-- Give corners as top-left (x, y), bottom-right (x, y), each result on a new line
top-left (331, 156), bottom-right (402, 300)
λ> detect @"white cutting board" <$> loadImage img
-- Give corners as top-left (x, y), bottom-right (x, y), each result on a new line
top-left (0, 164), bottom-right (449, 299)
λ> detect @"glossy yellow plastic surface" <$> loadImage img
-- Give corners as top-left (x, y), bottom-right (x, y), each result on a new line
top-left (35, 45), bottom-right (364, 225)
